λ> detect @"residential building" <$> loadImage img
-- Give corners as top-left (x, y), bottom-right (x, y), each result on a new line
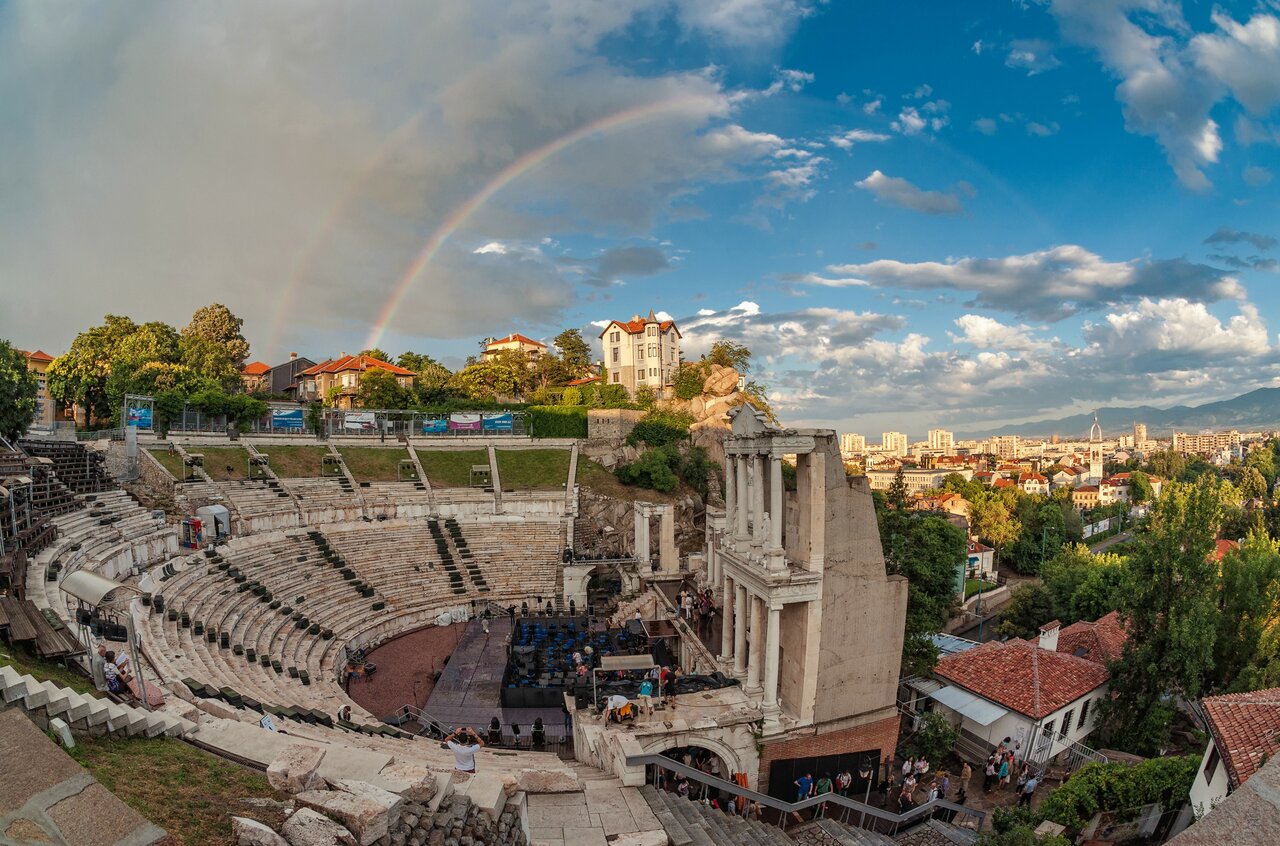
top-left (19, 349), bottom-right (56, 430)
top-left (990, 435), bottom-right (1020, 460)
top-left (1051, 467), bottom-right (1080, 490)
top-left (240, 361), bottom-right (270, 393)
top-left (839, 433), bottom-right (865, 457)
top-left (966, 540), bottom-right (995, 582)
top-left (598, 310), bottom-right (682, 398)
top-left (865, 466), bottom-right (973, 493)
top-left (928, 428), bottom-right (954, 452)
top-left (1052, 611), bottom-right (1128, 667)
top-left (266, 353), bottom-right (317, 397)
top-left (1174, 431), bottom-right (1243, 455)
top-left (915, 492), bottom-right (972, 521)
top-left (296, 354), bottom-right (415, 409)
top-left (882, 431), bottom-right (908, 457)
top-left (924, 625), bottom-right (1110, 764)
top-left (1072, 485), bottom-right (1100, 510)
top-left (1190, 688), bottom-right (1280, 819)
top-left (481, 332), bottom-right (546, 364)
top-left (1133, 422), bottom-right (1148, 447)
top-left (1018, 473), bottom-right (1049, 496)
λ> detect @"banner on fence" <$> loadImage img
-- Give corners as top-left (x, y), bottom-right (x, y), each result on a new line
top-left (448, 413), bottom-right (482, 431)
top-left (1082, 517), bottom-right (1113, 539)
top-left (271, 408), bottom-right (304, 430)
top-left (125, 406), bottom-right (152, 428)
top-left (481, 412), bottom-right (513, 432)
top-left (422, 419), bottom-right (448, 434)
top-left (343, 411), bottom-right (377, 431)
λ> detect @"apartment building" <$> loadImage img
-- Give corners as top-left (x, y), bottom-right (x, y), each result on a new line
top-left (989, 435), bottom-right (1020, 460)
top-left (1173, 431), bottom-right (1242, 455)
top-left (839, 433), bottom-right (866, 457)
top-left (20, 349), bottom-right (56, 429)
top-left (882, 431), bottom-right (908, 457)
top-left (865, 466), bottom-right (973, 493)
top-left (598, 310), bottom-right (682, 398)
top-left (927, 428), bottom-right (954, 452)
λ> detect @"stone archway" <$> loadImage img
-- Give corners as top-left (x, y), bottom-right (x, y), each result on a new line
top-left (636, 731), bottom-right (749, 782)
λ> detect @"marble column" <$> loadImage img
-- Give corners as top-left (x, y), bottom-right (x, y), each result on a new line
top-left (769, 457), bottom-right (783, 550)
top-left (724, 453), bottom-right (737, 534)
top-left (733, 583), bottom-right (748, 677)
top-left (746, 594), bottom-right (764, 693)
top-left (763, 603), bottom-right (781, 711)
top-left (751, 454), bottom-right (766, 551)
top-left (721, 574), bottom-right (735, 662)
top-left (735, 454), bottom-right (750, 542)
top-left (658, 507), bottom-right (677, 573)
top-left (634, 506), bottom-right (650, 571)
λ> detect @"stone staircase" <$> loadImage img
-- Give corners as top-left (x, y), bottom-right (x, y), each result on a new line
top-left (641, 784), bottom-right (794, 846)
top-left (0, 665), bottom-right (196, 739)
top-left (792, 818), bottom-right (977, 846)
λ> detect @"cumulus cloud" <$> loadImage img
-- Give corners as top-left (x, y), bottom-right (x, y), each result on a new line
top-left (1083, 298), bottom-right (1271, 365)
top-left (763, 68), bottom-right (816, 96)
top-left (812, 245), bottom-right (1243, 321)
top-left (1005, 39), bottom-right (1062, 75)
top-left (560, 245), bottom-right (672, 288)
top-left (679, 302), bottom-right (905, 363)
top-left (949, 314), bottom-right (1051, 352)
top-left (0, 1), bottom-right (812, 356)
top-left (1026, 121), bottom-right (1060, 137)
top-left (855, 170), bottom-right (964, 215)
top-left (828, 129), bottom-right (891, 150)
top-left (1051, 2), bottom-right (1280, 189)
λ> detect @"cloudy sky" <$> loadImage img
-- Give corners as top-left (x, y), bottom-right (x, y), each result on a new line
top-left (2, 1), bottom-right (1280, 437)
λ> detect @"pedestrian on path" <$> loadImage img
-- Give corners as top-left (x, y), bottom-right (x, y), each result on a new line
top-left (1018, 775), bottom-right (1039, 808)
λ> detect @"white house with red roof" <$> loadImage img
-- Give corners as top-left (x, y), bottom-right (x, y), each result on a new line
top-left (926, 622), bottom-right (1111, 764)
top-left (296, 354), bottom-right (415, 409)
top-left (598, 310), bottom-right (682, 398)
top-left (1018, 472), bottom-right (1049, 496)
top-left (966, 540), bottom-right (995, 582)
top-left (239, 360), bottom-right (270, 393)
top-left (1191, 687), bottom-right (1280, 819)
top-left (481, 332), bottom-right (547, 364)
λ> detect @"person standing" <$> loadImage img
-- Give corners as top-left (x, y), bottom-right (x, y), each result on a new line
top-left (983, 758), bottom-right (996, 792)
top-left (998, 754), bottom-right (1011, 788)
top-left (638, 676), bottom-right (654, 716)
top-left (1018, 774), bottom-right (1038, 808)
top-left (835, 768), bottom-right (852, 798)
top-left (815, 774), bottom-right (833, 818)
top-left (445, 727), bottom-right (486, 774)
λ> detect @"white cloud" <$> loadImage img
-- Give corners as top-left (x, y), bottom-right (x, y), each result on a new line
top-left (906, 84), bottom-right (933, 99)
top-left (972, 40), bottom-right (985, 55)
top-left (474, 242), bottom-right (509, 255)
top-left (763, 67), bottom-right (816, 96)
top-left (855, 170), bottom-right (964, 215)
top-left (863, 98), bottom-right (882, 115)
top-left (1026, 121), bottom-right (1060, 137)
top-left (1005, 39), bottom-right (1062, 75)
top-left (1084, 298), bottom-right (1271, 362)
top-left (973, 118), bottom-right (998, 135)
top-left (1191, 12), bottom-right (1280, 115)
top-left (761, 157), bottom-right (828, 206)
top-left (892, 107), bottom-right (927, 135)
top-left (816, 244), bottom-right (1244, 321)
top-left (828, 129), bottom-right (891, 150)
top-left (949, 314), bottom-right (1051, 352)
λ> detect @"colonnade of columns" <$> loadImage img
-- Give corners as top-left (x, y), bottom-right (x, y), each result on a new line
top-left (719, 573), bottom-right (781, 714)
top-left (723, 450), bottom-right (784, 565)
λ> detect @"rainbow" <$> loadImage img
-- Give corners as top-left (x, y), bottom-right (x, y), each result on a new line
top-left (364, 94), bottom-right (713, 350)
top-left (263, 114), bottom-right (423, 357)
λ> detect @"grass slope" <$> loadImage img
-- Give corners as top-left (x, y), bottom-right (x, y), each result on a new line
top-left (0, 644), bottom-right (100, 697)
top-left (341, 446), bottom-right (413, 481)
top-left (495, 449), bottom-right (572, 490)
top-left (575, 458), bottom-right (690, 503)
top-left (69, 735), bottom-right (286, 846)
top-left (416, 449), bottom-right (489, 487)
top-left (147, 449), bottom-right (187, 480)
top-left (193, 447), bottom-right (253, 482)
top-left (257, 445), bottom-right (331, 478)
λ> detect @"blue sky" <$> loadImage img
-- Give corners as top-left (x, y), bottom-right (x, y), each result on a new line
top-left (2, 1), bottom-right (1279, 436)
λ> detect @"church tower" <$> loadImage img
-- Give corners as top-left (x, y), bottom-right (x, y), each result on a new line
top-left (1088, 413), bottom-right (1104, 484)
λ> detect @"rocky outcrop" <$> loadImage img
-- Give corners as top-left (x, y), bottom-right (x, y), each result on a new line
top-left (575, 489), bottom-right (705, 558)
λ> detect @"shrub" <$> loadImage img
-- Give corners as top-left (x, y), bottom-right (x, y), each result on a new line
top-left (528, 405), bottom-right (588, 438)
top-left (615, 448), bottom-right (679, 492)
top-left (560, 387), bottom-right (583, 407)
top-left (1036, 757), bottom-right (1202, 831)
top-left (634, 385), bottom-right (656, 409)
top-left (907, 711), bottom-right (960, 768)
top-left (627, 409), bottom-right (694, 448)
top-left (673, 361), bottom-right (708, 400)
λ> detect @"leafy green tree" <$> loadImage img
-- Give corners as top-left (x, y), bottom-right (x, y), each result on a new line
top-left (450, 359), bottom-right (523, 400)
top-left (182, 304), bottom-right (249, 368)
top-left (153, 390), bottom-right (187, 437)
top-left (1098, 478), bottom-right (1222, 754)
top-left (704, 339), bottom-right (751, 372)
top-left (1212, 531), bottom-right (1280, 691)
top-left (1246, 447), bottom-right (1277, 490)
top-left (971, 491), bottom-right (1021, 568)
top-left (1144, 448), bottom-right (1186, 482)
top-left (356, 368), bottom-right (412, 409)
top-left (1129, 470), bottom-right (1155, 504)
top-left (673, 361), bottom-right (708, 400)
top-left (907, 711), bottom-right (960, 768)
top-left (1035, 757), bottom-right (1201, 831)
top-left (359, 348), bottom-right (390, 362)
top-left (1240, 466), bottom-right (1268, 500)
top-left (0, 340), bottom-right (38, 440)
top-left (1040, 544), bottom-right (1126, 625)
top-left (628, 410), bottom-right (693, 448)
top-left (552, 329), bottom-right (593, 378)
top-left (996, 583), bottom-right (1056, 639)
top-left (397, 352), bottom-right (453, 403)
top-left (615, 448), bottom-right (679, 492)
top-left (46, 315), bottom-right (139, 423)
top-left (634, 385), bottom-right (656, 409)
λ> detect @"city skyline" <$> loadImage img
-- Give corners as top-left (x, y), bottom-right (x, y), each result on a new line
top-left (3, 1), bottom-right (1279, 436)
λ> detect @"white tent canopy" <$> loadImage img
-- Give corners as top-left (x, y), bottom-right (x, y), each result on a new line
top-left (929, 684), bottom-right (1008, 727)
top-left (61, 570), bottom-right (132, 607)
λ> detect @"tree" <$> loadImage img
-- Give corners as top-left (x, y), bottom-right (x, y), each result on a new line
top-left (0, 340), bottom-right (38, 440)
top-left (907, 712), bottom-right (960, 768)
top-left (182, 304), bottom-right (249, 368)
top-left (996, 583), bottom-right (1056, 639)
top-left (552, 329), bottom-right (593, 378)
top-left (359, 348), bottom-right (390, 362)
top-left (450, 360), bottom-right (522, 400)
top-left (46, 315), bottom-right (138, 423)
top-left (705, 339), bottom-right (751, 372)
top-left (1040, 544), bottom-right (1125, 625)
top-left (1212, 531), bottom-right (1280, 692)
top-left (1245, 447), bottom-right (1277, 490)
top-left (356, 368), bottom-right (412, 409)
top-left (1240, 466), bottom-right (1268, 500)
top-left (396, 352), bottom-right (453, 404)
top-left (971, 492), bottom-right (1021, 567)
top-left (615, 448), bottom-right (680, 492)
top-left (1098, 478), bottom-right (1222, 754)
top-left (1129, 470), bottom-right (1155, 504)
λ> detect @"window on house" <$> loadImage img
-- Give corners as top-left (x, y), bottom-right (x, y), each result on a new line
top-left (648, 344), bottom-right (657, 357)
top-left (651, 368), bottom-right (657, 377)
top-left (1060, 709), bottom-right (1074, 738)
top-left (1041, 719), bottom-right (1055, 739)
top-left (612, 349), bottom-right (619, 363)
top-left (1205, 744), bottom-right (1221, 783)
top-left (648, 326), bottom-right (657, 335)
top-left (611, 331), bottom-right (620, 343)
top-left (612, 371), bottom-right (620, 383)
top-left (1078, 698), bottom-right (1091, 730)
top-left (637, 370), bottom-right (646, 381)
top-left (637, 347), bottom-right (645, 360)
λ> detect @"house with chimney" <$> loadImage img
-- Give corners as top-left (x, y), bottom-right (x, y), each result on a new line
top-left (481, 333), bottom-right (546, 364)
top-left (296, 354), bottom-right (415, 409)
top-left (598, 309), bottom-right (682, 398)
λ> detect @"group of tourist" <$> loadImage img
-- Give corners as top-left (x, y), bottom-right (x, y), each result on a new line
top-left (676, 586), bottom-right (716, 633)
top-left (982, 740), bottom-right (1039, 807)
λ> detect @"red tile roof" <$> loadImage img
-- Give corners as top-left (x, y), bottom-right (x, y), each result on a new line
top-left (565, 376), bottom-right (601, 386)
top-left (1202, 687), bottom-right (1280, 787)
top-left (1215, 539), bottom-right (1241, 562)
top-left (967, 540), bottom-right (993, 553)
top-left (20, 349), bottom-right (54, 363)
top-left (1056, 611), bottom-right (1129, 666)
top-left (486, 333), bottom-right (546, 348)
top-left (300, 354), bottom-right (414, 377)
top-left (993, 478), bottom-right (1017, 489)
top-left (240, 361), bottom-right (270, 376)
top-left (599, 317), bottom-right (679, 336)
top-left (1075, 484), bottom-right (1100, 493)
top-left (935, 639), bottom-right (1110, 719)
top-left (1019, 473), bottom-right (1047, 483)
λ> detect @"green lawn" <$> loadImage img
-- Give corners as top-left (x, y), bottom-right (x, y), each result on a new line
top-left (964, 578), bottom-right (998, 600)
top-left (193, 447), bottom-right (253, 482)
top-left (147, 448), bottom-right (187, 480)
top-left (68, 734), bottom-right (286, 846)
top-left (257, 445), bottom-right (331, 478)
top-left (340, 446), bottom-right (414, 481)
top-left (0, 644), bottom-right (100, 697)
top-left (416, 449), bottom-right (489, 487)
top-left (495, 448), bottom-right (572, 490)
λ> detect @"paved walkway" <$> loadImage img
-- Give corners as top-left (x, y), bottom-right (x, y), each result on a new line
top-left (527, 765), bottom-right (663, 846)
top-left (0, 708), bottom-right (167, 846)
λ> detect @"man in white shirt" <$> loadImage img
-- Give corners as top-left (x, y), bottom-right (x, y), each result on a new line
top-left (445, 728), bottom-right (486, 773)
top-left (604, 694), bottom-right (631, 722)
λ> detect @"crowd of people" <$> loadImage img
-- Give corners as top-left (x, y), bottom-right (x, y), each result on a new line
top-left (675, 586), bottom-right (717, 635)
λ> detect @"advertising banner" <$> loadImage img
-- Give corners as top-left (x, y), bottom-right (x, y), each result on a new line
top-left (270, 408), bottom-right (304, 430)
top-left (422, 419), bottom-right (448, 434)
top-left (481, 412), bottom-right (514, 432)
top-left (126, 406), bottom-right (153, 428)
top-left (448, 413), bottom-right (483, 431)
top-left (343, 411), bottom-right (377, 431)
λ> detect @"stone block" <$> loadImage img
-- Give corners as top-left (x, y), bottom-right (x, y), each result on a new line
top-left (457, 773), bottom-right (506, 820)
top-left (368, 762), bottom-right (439, 803)
top-left (297, 780), bottom-right (403, 846)
top-left (516, 769), bottom-right (581, 794)
top-left (268, 744), bottom-right (327, 794)
top-left (232, 816), bottom-right (290, 846)
top-left (281, 808), bottom-right (356, 846)
top-left (610, 831), bottom-right (667, 846)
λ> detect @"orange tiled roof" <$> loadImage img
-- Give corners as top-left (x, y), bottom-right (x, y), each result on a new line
top-left (935, 639), bottom-right (1110, 719)
top-left (300, 354), bottom-right (414, 377)
top-left (1019, 473), bottom-right (1047, 483)
top-left (1215, 539), bottom-right (1242, 562)
top-left (565, 376), bottom-right (601, 386)
top-left (1075, 484), bottom-right (1100, 493)
top-left (240, 361), bottom-right (270, 375)
top-left (1202, 687), bottom-right (1280, 787)
top-left (21, 349), bottom-right (55, 363)
top-left (600, 318), bottom-right (679, 336)
top-left (993, 478), bottom-right (1017, 489)
top-left (1056, 611), bottom-right (1129, 666)
top-left (486, 333), bottom-right (547, 348)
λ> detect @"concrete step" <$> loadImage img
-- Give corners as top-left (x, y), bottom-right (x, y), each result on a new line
top-left (814, 819), bottom-right (897, 846)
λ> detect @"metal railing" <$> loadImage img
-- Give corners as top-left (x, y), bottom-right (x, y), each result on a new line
top-left (390, 703), bottom-right (573, 756)
top-left (627, 753), bottom-right (985, 837)
top-left (76, 427), bottom-right (126, 442)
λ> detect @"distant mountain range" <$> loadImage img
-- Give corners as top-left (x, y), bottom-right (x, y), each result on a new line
top-left (958, 388), bottom-right (1280, 440)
